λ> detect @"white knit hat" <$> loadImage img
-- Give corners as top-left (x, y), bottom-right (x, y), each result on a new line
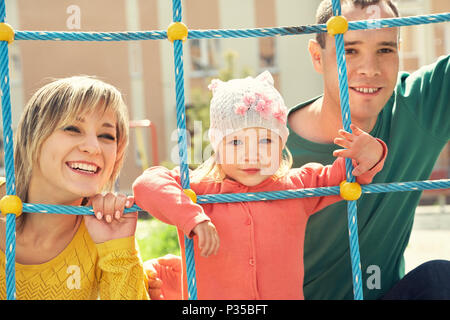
top-left (207, 70), bottom-right (289, 152)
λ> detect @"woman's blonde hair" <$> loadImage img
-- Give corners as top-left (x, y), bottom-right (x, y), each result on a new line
top-left (190, 147), bottom-right (293, 184)
top-left (14, 75), bottom-right (129, 202)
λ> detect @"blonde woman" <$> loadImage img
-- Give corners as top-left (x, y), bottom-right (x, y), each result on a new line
top-left (0, 76), bottom-right (149, 300)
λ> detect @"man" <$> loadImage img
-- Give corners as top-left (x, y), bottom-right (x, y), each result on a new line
top-left (146, 0), bottom-right (449, 300)
top-left (287, 0), bottom-right (450, 299)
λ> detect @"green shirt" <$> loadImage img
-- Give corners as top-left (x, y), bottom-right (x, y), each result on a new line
top-left (286, 55), bottom-right (450, 300)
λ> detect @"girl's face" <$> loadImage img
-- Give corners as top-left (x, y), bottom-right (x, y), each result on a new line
top-left (217, 127), bottom-right (283, 187)
top-left (29, 108), bottom-right (118, 204)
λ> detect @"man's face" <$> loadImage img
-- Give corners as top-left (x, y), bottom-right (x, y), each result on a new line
top-left (318, 2), bottom-right (399, 123)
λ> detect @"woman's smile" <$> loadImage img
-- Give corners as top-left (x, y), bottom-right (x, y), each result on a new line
top-left (66, 161), bottom-right (101, 175)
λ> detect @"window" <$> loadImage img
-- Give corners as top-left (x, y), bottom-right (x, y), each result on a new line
top-left (259, 37), bottom-right (276, 70)
top-left (189, 39), bottom-right (221, 77)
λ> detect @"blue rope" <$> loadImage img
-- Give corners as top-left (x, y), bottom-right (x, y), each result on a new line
top-left (347, 200), bottom-right (363, 299)
top-left (331, 0), bottom-right (363, 301)
top-left (12, 13), bottom-right (450, 42)
top-left (170, 0), bottom-right (198, 301)
top-left (14, 30), bottom-right (166, 41)
top-left (20, 203), bottom-right (140, 215)
top-left (362, 179), bottom-right (450, 193)
top-left (12, 178), bottom-right (449, 214)
top-left (197, 179), bottom-right (450, 203)
top-left (4, 214), bottom-right (15, 300)
top-left (0, 0), bottom-right (17, 300)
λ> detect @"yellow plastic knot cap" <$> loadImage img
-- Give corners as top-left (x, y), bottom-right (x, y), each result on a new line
top-left (326, 16), bottom-right (348, 36)
top-left (183, 188), bottom-right (197, 203)
top-left (0, 195), bottom-right (23, 217)
top-left (167, 22), bottom-right (188, 42)
top-left (339, 181), bottom-right (362, 201)
top-left (0, 23), bottom-right (14, 44)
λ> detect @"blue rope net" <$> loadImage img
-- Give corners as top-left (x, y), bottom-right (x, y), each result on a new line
top-left (0, 0), bottom-right (449, 300)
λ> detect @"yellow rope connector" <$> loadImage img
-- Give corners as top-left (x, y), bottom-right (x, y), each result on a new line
top-left (326, 16), bottom-right (348, 36)
top-left (0, 23), bottom-right (14, 44)
top-left (167, 22), bottom-right (188, 43)
top-left (183, 188), bottom-right (197, 203)
top-left (0, 195), bottom-right (23, 217)
top-left (339, 181), bottom-right (362, 201)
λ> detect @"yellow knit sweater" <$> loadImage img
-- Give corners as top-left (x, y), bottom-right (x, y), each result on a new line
top-left (0, 221), bottom-right (149, 300)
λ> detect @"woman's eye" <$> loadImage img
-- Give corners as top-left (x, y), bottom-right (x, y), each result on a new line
top-left (345, 48), bottom-right (356, 55)
top-left (260, 138), bottom-right (272, 144)
top-left (63, 126), bottom-right (80, 133)
top-left (100, 134), bottom-right (116, 141)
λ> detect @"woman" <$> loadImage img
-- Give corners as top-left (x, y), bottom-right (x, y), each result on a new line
top-left (0, 76), bottom-right (148, 300)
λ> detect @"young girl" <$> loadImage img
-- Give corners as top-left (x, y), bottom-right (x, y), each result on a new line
top-left (133, 71), bottom-right (387, 300)
top-left (0, 76), bottom-right (149, 300)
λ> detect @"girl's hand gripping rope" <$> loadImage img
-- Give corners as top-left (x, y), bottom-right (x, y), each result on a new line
top-left (333, 124), bottom-right (385, 177)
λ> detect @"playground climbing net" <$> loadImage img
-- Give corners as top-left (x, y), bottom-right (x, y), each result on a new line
top-left (0, 0), bottom-right (449, 300)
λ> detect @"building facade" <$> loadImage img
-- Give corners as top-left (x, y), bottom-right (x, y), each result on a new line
top-left (2, 0), bottom-right (449, 194)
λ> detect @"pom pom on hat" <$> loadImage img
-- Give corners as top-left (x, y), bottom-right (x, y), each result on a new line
top-left (208, 70), bottom-right (289, 152)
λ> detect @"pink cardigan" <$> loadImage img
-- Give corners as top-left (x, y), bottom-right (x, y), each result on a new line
top-left (133, 146), bottom-right (387, 300)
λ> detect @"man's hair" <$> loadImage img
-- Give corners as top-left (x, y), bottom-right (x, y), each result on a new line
top-left (315, 0), bottom-right (400, 48)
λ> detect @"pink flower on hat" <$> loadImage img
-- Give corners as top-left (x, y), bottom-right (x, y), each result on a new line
top-left (234, 103), bottom-right (249, 116)
top-left (272, 103), bottom-right (287, 124)
top-left (234, 91), bottom-right (275, 119)
top-left (243, 94), bottom-right (256, 107)
top-left (254, 92), bottom-right (273, 119)
top-left (208, 79), bottom-right (222, 93)
top-left (234, 93), bottom-right (255, 116)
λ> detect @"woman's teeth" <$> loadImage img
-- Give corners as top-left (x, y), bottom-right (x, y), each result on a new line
top-left (69, 162), bottom-right (98, 173)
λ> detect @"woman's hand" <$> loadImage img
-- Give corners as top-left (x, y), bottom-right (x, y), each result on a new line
top-left (83, 193), bottom-right (137, 243)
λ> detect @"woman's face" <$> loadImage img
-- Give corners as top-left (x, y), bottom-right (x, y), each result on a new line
top-left (29, 108), bottom-right (118, 204)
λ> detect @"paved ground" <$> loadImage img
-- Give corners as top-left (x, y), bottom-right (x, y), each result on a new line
top-left (404, 205), bottom-right (450, 273)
